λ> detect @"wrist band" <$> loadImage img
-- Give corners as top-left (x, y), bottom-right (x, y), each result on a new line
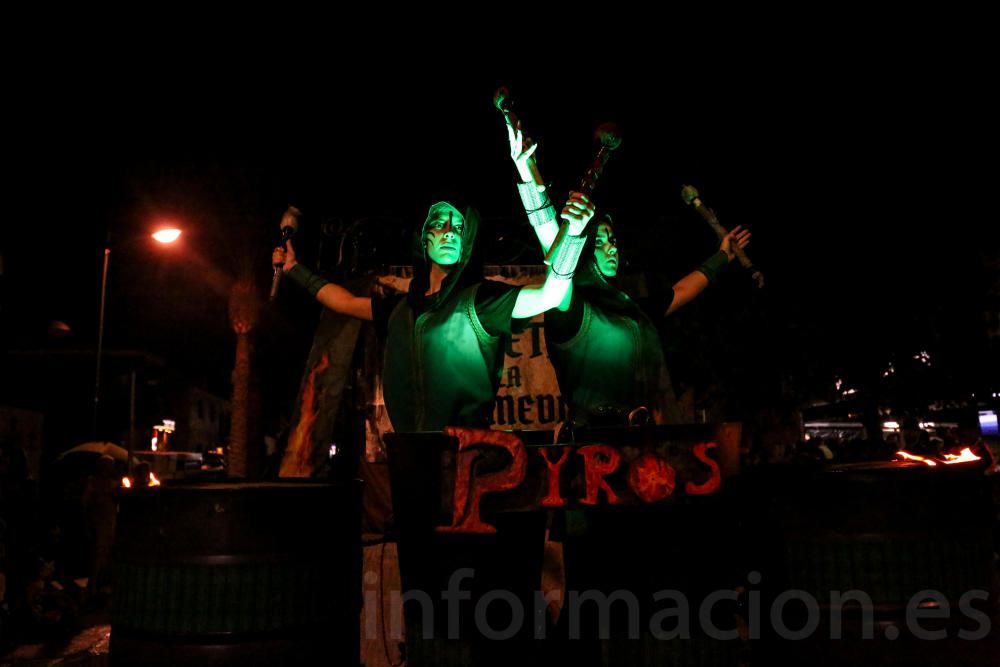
top-left (549, 231), bottom-right (587, 279)
top-left (517, 181), bottom-right (555, 227)
top-left (287, 263), bottom-right (329, 297)
top-left (527, 208), bottom-right (557, 229)
top-left (696, 251), bottom-right (729, 285)
top-left (516, 180), bottom-right (548, 209)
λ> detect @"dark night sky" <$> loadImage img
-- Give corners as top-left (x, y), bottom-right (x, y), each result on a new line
top-left (3, 46), bottom-right (996, 420)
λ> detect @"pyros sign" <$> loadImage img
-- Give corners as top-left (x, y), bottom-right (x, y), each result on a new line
top-left (386, 424), bottom-right (739, 534)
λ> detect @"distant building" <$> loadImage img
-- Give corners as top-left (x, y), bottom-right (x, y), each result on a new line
top-left (160, 386), bottom-right (230, 453)
top-left (1, 348), bottom-right (229, 475)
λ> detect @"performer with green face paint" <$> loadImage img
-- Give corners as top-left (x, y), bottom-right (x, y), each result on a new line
top-left (275, 195), bottom-right (596, 665)
top-left (508, 122), bottom-right (750, 426)
top-left (273, 195), bottom-right (595, 433)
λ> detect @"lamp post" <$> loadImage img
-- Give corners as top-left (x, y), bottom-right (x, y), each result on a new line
top-left (92, 225), bottom-right (182, 439)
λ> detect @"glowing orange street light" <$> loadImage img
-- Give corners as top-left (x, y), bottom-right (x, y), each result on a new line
top-left (94, 225), bottom-right (184, 439)
top-left (152, 228), bottom-right (182, 244)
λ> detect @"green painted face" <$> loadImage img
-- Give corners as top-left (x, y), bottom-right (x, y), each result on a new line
top-left (594, 221), bottom-right (619, 277)
top-left (424, 207), bottom-right (465, 266)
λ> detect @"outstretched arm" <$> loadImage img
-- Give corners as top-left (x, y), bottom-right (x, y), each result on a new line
top-left (272, 241), bottom-right (373, 321)
top-left (664, 226), bottom-right (751, 317)
top-left (512, 192), bottom-right (594, 318)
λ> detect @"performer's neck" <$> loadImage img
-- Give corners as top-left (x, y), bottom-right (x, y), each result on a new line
top-left (426, 262), bottom-right (452, 296)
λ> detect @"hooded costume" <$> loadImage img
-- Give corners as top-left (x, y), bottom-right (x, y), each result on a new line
top-left (543, 217), bottom-right (681, 426)
top-left (375, 202), bottom-right (525, 432)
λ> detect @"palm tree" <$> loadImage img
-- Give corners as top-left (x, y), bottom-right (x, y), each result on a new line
top-left (227, 274), bottom-right (260, 477)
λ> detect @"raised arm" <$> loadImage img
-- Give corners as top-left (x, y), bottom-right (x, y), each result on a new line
top-left (272, 240), bottom-right (373, 321)
top-left (512, 191), bottom-right (594, 318)
top-left (665, 226), bottom-right (751, 317)
top-left (508, 122), bottom-right (561, 253)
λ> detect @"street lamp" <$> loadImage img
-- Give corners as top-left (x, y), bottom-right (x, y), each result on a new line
top-left (152, 228), bottom-right (182, 244)
top-left (92, 226), bottom-right (182, 438)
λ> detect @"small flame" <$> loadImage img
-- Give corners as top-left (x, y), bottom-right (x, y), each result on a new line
top-left (940, 447), bottom-right (982, 465)
top-left (122, 473), bottom-right (162, 488)
top-left (897, 447), bottom-right (983, 467)
top-left (896, 450), bottom-right (938, 466)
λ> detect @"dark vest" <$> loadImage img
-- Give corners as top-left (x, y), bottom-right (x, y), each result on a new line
top-left (547, 298), bottom-right (679, 425)
top-left (383, 284), bottom-right (505, 432)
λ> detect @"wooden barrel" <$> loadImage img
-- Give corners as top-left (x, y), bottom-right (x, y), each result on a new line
top-left (110, 480), bottom-right (361, 666)
top-left (772, 462), bottom-right (994, 608)
top-left (751, 462), bottom-right (997, 665)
